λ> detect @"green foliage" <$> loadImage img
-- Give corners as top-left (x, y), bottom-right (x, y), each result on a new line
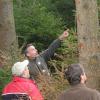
top-left (49, 28), bottom-right (78, 73)
top-left (38, 0), bottom-right (75, 27)
top-left (0, 67), bottom-right (11, 94)
top-left (51, 0), bottom-right (75, 27)
top-left (13, 0), bottom-right (76, 51)
top-left (13, 0), bottom-right (64, 49)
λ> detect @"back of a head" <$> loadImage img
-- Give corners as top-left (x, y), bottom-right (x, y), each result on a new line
top-left (12, 60), bottom-right (29, 77)
top-left (65, 63), bottom-right (84, 86)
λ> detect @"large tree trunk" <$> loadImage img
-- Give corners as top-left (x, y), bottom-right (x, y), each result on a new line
top-left (75, 0), bottom-right (100, 90)
top-left (0, 0), bottom-right (17, 65)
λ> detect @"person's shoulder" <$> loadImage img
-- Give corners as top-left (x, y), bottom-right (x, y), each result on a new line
top-left (57, 90), bottom-right (68, 100)
top-left (85, 87), bottom-right (100, 96)
top-left (23, 79), bottom-right (37, 89)
top-left (91, 89), bottom-right (100, 96)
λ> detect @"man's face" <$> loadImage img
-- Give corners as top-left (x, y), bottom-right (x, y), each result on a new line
top-left (26, 46), bottom-right (38, 59)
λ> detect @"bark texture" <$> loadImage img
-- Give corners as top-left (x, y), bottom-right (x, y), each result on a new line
top-left (75, 0), bottom-right (100, 90)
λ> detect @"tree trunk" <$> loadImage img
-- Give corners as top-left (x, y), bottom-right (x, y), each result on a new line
top-left (0, 0), bottom-right (17, 65)
top-left (75, 0), bottom-right (100, 90)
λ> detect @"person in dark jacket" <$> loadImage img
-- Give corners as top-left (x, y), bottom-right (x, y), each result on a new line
top-left (57, 63), bottom-right (100, 100)
top-left (24, 30), bottom-right (69, 79)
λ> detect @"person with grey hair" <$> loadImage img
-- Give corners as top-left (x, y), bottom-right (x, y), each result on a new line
top-left (2, 60), bottom-right (44, 100)
top-left (57, 63), bottom-right (100, 100)
top-left (24, 30), bottom-right (69, 80)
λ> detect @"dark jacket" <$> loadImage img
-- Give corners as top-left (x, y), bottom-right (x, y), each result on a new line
top-left (57, 84), bottom-right (100, 100)
top-left (28, 39), bottom-right (61, 79)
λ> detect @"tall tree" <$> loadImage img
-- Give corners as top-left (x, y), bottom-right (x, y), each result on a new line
top-left (0, 0), bottom-right (17, 65)
top-left (75, 0), bottom-right (100, 90)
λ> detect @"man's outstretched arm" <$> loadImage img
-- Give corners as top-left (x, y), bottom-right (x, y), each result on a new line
top-left (41, 30), bottom-right (69, 61)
